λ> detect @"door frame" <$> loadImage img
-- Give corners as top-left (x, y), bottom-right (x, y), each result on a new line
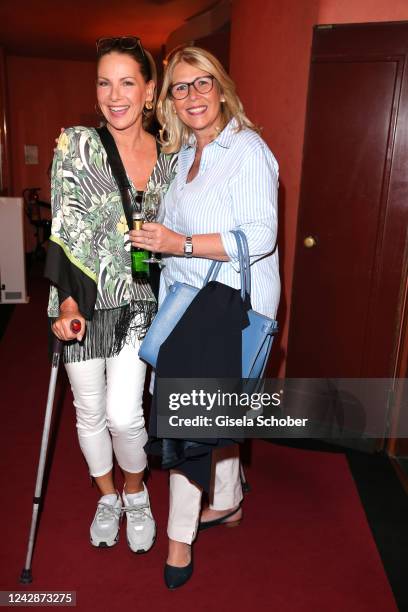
top-left (387, 228), bottom-right (408, 455)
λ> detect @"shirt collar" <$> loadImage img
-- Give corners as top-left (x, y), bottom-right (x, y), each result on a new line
top-left (185, 117), bottom-right (238, 150)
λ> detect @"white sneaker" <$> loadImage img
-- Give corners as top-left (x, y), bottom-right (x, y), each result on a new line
top-left (123, 484), bottom-right (156, 553)
top-left (90, 493), bottom-right (122, 548)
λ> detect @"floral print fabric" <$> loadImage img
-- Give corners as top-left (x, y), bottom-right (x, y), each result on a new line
top-left (47, 126), bottom-right (177, 317)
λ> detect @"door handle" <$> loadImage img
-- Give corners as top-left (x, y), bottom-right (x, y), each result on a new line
top-left (303, 236), bottom-right (317, 248)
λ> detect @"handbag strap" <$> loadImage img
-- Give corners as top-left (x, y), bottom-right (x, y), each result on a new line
top-left (237, 230), bottom-right (251, 296)
top-left (202, 230), bottom-right (252, 300)
top-left (96, 126), bottom-right (134, 231)
top-left (174, 230), bottom-right (249, 291)
top-left (231, 229), bottom-right (251, 299)
top-left (203, 260), bottom-right (222, 284)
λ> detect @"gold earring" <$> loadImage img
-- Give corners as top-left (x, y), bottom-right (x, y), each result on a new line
top-left (144, 100), bottom-right (153, 111)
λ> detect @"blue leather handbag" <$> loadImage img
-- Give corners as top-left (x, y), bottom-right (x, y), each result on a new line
top-left (232, 229), bottom-right (278, 380)
top-left (138, 230), bottom-right (278, 379)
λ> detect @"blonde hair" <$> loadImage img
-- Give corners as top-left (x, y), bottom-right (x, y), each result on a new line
top-left (157, 46), bottom-right (259, 153)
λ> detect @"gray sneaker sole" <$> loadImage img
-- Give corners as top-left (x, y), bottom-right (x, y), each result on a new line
top-left (90, 532), bottom-right (119, 548)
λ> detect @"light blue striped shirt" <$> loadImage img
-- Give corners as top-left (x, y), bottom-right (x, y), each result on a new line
top-left (160, 118), bottom-right (280, 318)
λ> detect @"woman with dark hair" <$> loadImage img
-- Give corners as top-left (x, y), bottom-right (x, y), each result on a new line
top-left (130, 46), bottom-right (279, 587)
top-left (45, 37), bottom-right (177, 552)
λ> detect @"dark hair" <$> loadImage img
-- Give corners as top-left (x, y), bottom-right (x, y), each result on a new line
top-left (97, 41), bottom-right (152, 82)
top-left (96, 38), bottom-right (158, 129)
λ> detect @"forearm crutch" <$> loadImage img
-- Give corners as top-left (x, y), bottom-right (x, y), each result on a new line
top-left (19, 319), bottom-right (81, 584)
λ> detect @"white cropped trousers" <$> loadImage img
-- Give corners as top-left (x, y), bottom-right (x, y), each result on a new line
top-left (64, 338), bottom-right (148, 478)
top-left (168, 445), bottom-right (243, 544)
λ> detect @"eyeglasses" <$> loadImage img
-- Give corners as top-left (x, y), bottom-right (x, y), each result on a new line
top-left (96, 36), bottom-right (146, 59)
top-left (169, 75), bottom-right (215, 100)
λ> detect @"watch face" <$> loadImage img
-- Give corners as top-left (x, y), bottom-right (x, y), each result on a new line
top-left (184, 237), bottom-right (193, 256)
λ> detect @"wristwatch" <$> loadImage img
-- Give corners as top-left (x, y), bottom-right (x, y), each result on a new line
top-left (184, 236), bottom-right (193, 258)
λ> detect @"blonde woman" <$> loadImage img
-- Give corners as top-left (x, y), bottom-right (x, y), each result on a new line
top-left (130, 46), bottom-right (279, 587)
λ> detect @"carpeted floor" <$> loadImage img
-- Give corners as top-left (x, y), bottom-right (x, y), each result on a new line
top-left (0, 274), bottom-right (398, 611)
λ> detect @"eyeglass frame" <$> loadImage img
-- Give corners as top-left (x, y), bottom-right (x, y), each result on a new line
top-left (168, 75), bottom-right (216, 100)
top-left (96, 36), bottom-right (146, 60)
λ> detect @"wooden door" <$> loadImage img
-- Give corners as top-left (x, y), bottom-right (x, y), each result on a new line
top-left (287, 23), bottom-right (408, 382)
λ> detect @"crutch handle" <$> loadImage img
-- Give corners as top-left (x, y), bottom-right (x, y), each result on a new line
top-left (51, 319), bottom-right (82, 356)
top-left (70, 319), bottom-right (81, 334)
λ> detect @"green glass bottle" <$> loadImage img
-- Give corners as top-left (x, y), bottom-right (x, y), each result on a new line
top-left (131, 211), bottom-right (149, 279)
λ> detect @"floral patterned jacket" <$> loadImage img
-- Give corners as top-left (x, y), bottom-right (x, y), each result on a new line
top-left (46, 126), bottom-right (177, 319)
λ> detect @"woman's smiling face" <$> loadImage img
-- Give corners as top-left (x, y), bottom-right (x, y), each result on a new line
top-left (97, 51), bottom-right (154, 131)
top-left (171, 61), bottom-right (223, 140)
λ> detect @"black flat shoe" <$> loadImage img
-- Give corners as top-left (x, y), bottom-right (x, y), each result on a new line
top-left (198, 503), bottom-right (242, 531)
top-left (164, 560), bottom-right (193, 589)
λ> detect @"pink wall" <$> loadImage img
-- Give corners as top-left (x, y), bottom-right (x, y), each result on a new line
top-left (230, 0), bottom-right (319, 374)
top-left (318, 0), bottom-right (408, 24)
top-left (7, 56), bottom-right (97, 250)
top-left (230, 0), bottom-right (408, 374)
